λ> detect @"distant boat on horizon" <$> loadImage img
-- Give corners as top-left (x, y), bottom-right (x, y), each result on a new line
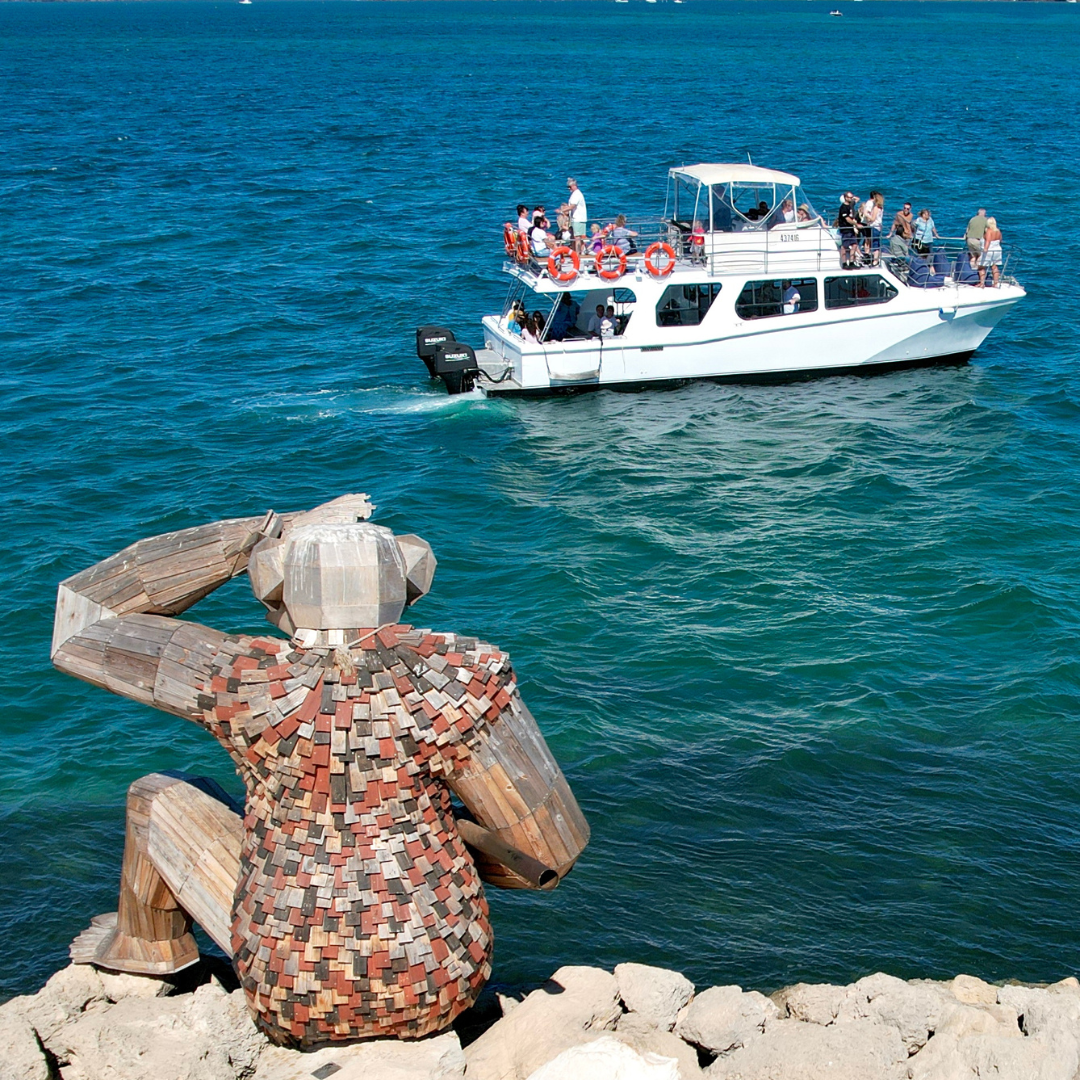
top-left (830, 9), bottom-right (843, 14)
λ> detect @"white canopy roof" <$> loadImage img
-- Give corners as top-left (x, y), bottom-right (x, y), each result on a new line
top-left (670, 163), bottom-right (801, 188)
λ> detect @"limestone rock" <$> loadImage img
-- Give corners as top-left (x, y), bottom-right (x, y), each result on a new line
top-left (707, 1016), bottom-right (907, 1080)
top-left (97, 969), bottom-right (176, 1003)
top-left (255, 1028), bottom-right (464, 1080)
top-left (615, 1016), bottom-right (706, 1079)
top-left (948, 975), bottom-right (997, 1007)
top-left (615, 964), bottom-right (695, 1032)
top-left (0, 1007), bottom-right (51, 1080)
top-left (839, 973), bottom-right (950, 1054)
top-left (186, 983), bottom-right (263, 1077)
top-left (935, 1002), bottom-right (1020, 1039)
top-left (907, 1031), bottom-right (1073, 1080)
top-left (52, 983), bottom-right (262, 1080)
top-left (771, 983), bottom-right (847, 1026)
top-left (999, 983), bottom-right (1080, 1038)
top-left (526, 1035), bottom-right (680, 1080)
top-left (12, 963), bottom-right (110, 1049)
top-left (464, 966), bottom-right (622, 1080)
top-left (676, 985), bottom-right (778, 1055)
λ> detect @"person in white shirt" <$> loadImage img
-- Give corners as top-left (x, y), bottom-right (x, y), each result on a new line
top-left (567, 178), bottom-right (587, 254)
top-left (782, 280), bottom-right (801, 315)
top-left (530, 221), bottom-right (553, 257)
top-left (516, 204), bottom-right (531, 233)
top-left (587, 304), bottom-right (605, 337)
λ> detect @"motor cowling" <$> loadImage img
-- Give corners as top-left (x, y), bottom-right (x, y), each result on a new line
top-left (435, 342), bottom-right (479, 395)
top-left (416, 326), bottom-right (456, 377)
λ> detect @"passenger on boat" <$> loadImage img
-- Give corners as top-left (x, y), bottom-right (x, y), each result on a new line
top-left (797, 204), bottom-right (813, 223)
top-left (567, 179), bottom-right (588, 254)
top-left (782, 280), bottom-right (801, 315)
top-left (548, 294), bottom-right (580, 340)
top-left (601, 307), bottom-right (616, 338)
top-left (965, 208), bottom-right (988, 260)
top-left (979, 217), bottom-right (1003, 288)
top-left (589, 224), bottom-right (606, 254)
top-left (520, 319), bottom-right (538, 344)
top-left (690, 220), bottom-right (707, 263)
top-left (836, 192), bottom-right (860, 266)
top-left (555, 205), bottom-right (573, 245)
top-left (861, 191), bottom-right (884, 264)
top-left (772, 199), bottom-right (796, 227)
top-left (611, 215), bottom-right (639, 254)
top-left (532, 205), bottom-right (549, 230)
top-left (745, 200), bottom-right (770, 223)
top-left (507, 302), bottom-right (525, 335)
top-left (517, 204), bottom-right (532, 233)
top-left (888, 202), bottom-right (914, 257)
top-left (587, 304), bottom-right (606, 337)
top-left (912, 208), bottom-right (938, 256)
top-left (530, 219), bottom-right (555, 258)
top-left (531, 311), bottom-right (547, 340)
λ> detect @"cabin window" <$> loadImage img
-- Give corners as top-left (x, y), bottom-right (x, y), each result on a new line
top-left (656, 284), bottom-right (722, 327)
top-left (735, 278), bottom-right (819, 320)
top-left (824, 275), bottom-right (897, 309)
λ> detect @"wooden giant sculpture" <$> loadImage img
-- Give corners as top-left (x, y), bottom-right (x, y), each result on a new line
top-left (51, 495), bottom-right (589, 1046)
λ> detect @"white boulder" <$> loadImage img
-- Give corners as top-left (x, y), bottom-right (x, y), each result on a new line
top-left (948, 975), bottom-right (998, 1007)
top-left (907, 1031), bottom-right (1075, 1080)
top-left (771, 982), bottom-right (848, 1026)
top-left (616, 1012), bottom-right (706, 1079)
top-left (838, 972), bottom-right (950, 1054)
top-left (0, 1006), bottom-right (51, 1080)
top-left (51, 981), bottom-right (261, 1080)
top-left (615, 964), bottom-right (695, 1031)
top-left (526, 1035), bottom-right (680, 1080)
top-left (707, 1016), bottom-right (907, 1080)
top-left (255, 1028), bottom-right (465, 1080)
top-left (675, 985), bottom-right (777, 1055)
top-left (464, 966), bottom-right (622, 1080)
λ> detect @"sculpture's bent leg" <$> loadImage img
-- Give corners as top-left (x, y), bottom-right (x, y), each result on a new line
top-left (70, 773), bottom-right (243, 976)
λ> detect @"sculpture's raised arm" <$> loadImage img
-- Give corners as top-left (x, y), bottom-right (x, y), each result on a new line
top-left (50, 494), bottom-right (375, 721)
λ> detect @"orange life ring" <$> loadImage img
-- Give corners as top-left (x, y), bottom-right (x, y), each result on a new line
top-left (515, 230), bottom-right (531, 263)
top-left (595, 244), bottom-right (627, 281)
top-left (503, 223), bottom-right (518, 257)
top-left (547, 246), bottom-right (580, 283)
top-left (644, 241), bottom-right (676, 278)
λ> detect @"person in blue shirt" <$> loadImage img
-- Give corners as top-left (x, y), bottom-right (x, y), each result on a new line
top-left (548, 293), bottom-right (580, 340)
top-left (912, 208), bottom-right (938, 255)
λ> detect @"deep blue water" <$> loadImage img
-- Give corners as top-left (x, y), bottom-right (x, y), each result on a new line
top-left (3, 0), bottom-right (1080, 1004)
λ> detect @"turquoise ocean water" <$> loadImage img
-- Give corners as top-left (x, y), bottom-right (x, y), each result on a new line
top-left (2, 0), bottom-right (1080, 1003)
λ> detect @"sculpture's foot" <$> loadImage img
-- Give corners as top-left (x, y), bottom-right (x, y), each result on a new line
top-left (70, 912), bottom-right (201, 976)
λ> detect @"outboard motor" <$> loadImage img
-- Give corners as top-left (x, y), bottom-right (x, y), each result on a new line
top-left (416, 326), bottom-right (456, 378)
top-left (434, 341), bottom-right (479, 395)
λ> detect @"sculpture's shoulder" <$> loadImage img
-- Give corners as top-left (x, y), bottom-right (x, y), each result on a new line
top-left (200, 633), bottom-right (305, 753)
top-left (383, 625), bottom-right (517, 757)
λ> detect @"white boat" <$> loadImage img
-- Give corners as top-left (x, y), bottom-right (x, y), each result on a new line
top-left (830, 9), bottom-right (843, 15)
top-left (417, 163), bottom-right (1024, 398)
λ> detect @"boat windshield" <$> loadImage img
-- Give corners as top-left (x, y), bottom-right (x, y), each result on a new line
top-left (710, 183), bottom-right (819, 231)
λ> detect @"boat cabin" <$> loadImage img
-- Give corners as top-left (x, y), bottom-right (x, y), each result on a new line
top-left (665, 164), bottom-right (820, 234)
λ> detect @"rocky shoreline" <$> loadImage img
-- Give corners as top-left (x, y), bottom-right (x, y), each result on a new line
top-left (3, 958), bottom-right (1079, 1080)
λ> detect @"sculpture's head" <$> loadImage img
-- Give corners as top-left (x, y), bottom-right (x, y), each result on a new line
top-left (247, 521), bottom-right (436, 635)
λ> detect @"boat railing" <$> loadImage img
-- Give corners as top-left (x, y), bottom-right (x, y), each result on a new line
top-left (877, 236), bottom-right (1018, 289)
top-left (502, 221), bottom-right (1017, 288)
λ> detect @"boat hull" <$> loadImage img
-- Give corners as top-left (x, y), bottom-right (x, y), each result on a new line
top-left (481, 349), bottom-right (976, 397)
top-left (479, 288), bottom-right (1021, 398)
